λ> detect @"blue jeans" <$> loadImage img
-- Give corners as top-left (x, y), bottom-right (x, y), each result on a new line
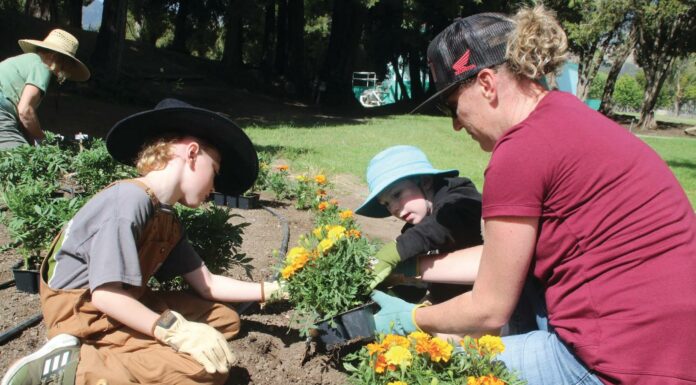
top-left (498, 279), bottom-right (603, 385)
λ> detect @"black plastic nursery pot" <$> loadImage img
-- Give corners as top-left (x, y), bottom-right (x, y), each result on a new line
top-left (314, 302), bottom-right (378, 350)
top-left (210, 192), bottom-right (226, 206)
top-left (11, 261), bottom-right (40, 294)
top-left (225, 194), bottom-right (238, 208)
top-left (237, 193), bottom-right (259, 210)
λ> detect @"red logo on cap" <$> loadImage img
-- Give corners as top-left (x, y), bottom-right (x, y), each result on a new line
top-left (452, 49), bottom-right (476, 75)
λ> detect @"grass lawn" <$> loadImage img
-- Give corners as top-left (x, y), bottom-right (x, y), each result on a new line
top-left (245, 115), bottom-right (696, 209)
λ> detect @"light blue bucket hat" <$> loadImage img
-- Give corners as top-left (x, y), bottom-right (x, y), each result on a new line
top-left (355, 145), bottom-right (458, 218)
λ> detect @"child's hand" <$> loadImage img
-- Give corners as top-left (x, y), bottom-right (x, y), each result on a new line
top-left (153, 310), bottom-right (236, 373)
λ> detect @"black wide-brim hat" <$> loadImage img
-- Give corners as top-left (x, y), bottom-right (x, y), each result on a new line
top-left (106, 98), bottom-right (258, 196)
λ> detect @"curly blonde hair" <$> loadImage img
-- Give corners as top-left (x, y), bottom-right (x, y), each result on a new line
top-left (135, 136), bottom-right (181, 175)
top-left (505, 5), bottom-right (568, 79)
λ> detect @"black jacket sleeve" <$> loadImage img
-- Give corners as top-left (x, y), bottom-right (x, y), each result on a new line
top-left (395, 177), bottom-right (483, 261)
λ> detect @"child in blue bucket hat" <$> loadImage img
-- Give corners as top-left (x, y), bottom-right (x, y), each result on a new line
top-left (355, 145), bottom-right (483, 302)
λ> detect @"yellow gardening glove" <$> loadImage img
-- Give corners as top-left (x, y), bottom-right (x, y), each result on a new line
top-left (262, 280), bottom-right (289, 302)
top-left (153, 310), bottom-right (236, 374)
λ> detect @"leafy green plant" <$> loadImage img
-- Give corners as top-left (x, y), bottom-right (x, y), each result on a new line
top-left (279, 216), bottom-right (376, 334)
top-left (251, 150), bottom-right (273, 192)
top-left (151, 204), bottom-right (253, 290)
top-left (0, 132), bottom-right (73, 188)
top-left (292, 174), bottom-right (326, 210)
top-left (267, 165), bottom-right (295, 200)
top-left (1, 179), bottom-right (85, 268)
top-left (72, 139), bottom-right (139, 195)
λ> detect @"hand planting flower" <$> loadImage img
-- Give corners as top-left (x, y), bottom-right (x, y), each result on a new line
top-left (344, 333), bottom-right (526, 385)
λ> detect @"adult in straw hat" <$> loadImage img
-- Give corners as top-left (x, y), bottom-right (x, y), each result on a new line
top-left (371, 5), bottom-right (696, 385)
top-left (0, 29), bottom-right (90, 149)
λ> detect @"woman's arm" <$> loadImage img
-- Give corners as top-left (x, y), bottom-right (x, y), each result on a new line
top-left (414, 216), bottom-right (537, 336)
top-left (184, 264), bottom-right (264, 302)
top-left (16, 84), bottom-right (44, 142)
top-left (418, 245), bottom-right (482, 284)
top-left (91, 282), bottom-right (160, 336)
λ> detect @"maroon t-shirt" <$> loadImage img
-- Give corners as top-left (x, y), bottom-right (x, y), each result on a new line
top-left (483, 91), bottom-right (696, 384)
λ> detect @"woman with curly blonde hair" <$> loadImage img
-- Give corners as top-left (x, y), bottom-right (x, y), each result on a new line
top-left (372, 6), bottom-right (696, 385)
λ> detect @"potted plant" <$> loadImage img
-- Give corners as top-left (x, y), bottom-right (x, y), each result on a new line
top-left (237, 190), bottom-right (260, 210)
top-left (11, 255), bottom-right (42, 293)
top-left (278, 214), bottom-right (378, 349)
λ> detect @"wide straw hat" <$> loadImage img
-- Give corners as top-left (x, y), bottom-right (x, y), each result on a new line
top-left (411, 13), bottom-right (514, 113)
top-left (106, 98), bottom-right (259, 196)
top-left (355, 145), bottom-right (458, 218)
top-left (18, 29), bottom-right (90, 81)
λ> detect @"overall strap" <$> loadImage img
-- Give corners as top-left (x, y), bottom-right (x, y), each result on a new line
top-left (117, 179), bottom-right (161, 207)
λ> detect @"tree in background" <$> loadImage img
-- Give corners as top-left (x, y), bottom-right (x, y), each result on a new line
top-left (92, 0), bottom-right (128, 82)
top-left (633, 0), bottom-right (696, 129)
top-left (612, 74), bottom-right (642, 111)
top-left (598, 15), bottom-right (636, 115)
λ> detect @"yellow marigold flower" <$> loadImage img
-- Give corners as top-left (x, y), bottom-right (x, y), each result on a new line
top-left (478, 335), bottom-right (505, 355)
top-left (468, 375), bottom-right (504, 385)
top-left (428, 337), bottom-right (453, 363)
top-left (467, 377), bottom-right (478, 385)
top-left (339, 209), bottom-right (353, 219)
top-left (290, 253), bottom-right (309, 270)
top-left (387, 382), bottom-right (408, 385)
top-left (312, 227), bottom-right (323, 239)
top-left (276, 164), bottom-right (289, 171)
top-left (296, 175), bottom-right (308, 182)
top-left (326, 225), bottom-right (346, 241)
top-left (408, 331), bottom-right (431, 342)
top-left (382, 334), bottom-right (410, 349)
top-left (318, 238), bottom-right (334, 254)
top-left (366, 342), bottom-right (384, 356)
top-left (281, 266), bottom-right (295, 280)
top-left (317, 201), bottom-right (328, 211)
top-left (348, 229), bottom-right (361, 238)
top-left (384, 346), bottom-right (412, 367)
top-left (315, 174), bottom-right (327, 184)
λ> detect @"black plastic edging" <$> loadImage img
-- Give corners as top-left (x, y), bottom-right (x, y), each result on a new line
top-left (0, 313), bottom-right (43, 345)
top-left (237, 204), bottom-right (290, 315)
top-left (0, 279), bottom-right (15, 290)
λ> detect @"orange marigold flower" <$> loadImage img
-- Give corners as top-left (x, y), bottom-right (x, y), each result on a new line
top-left (317, 201), bottom-right (328, 211)
top-left (329, 198), bottom-right (339, 205)
top-left (276, 164), bottom-right (289, 171)
top-left (382, 334), bottom-right (410, 349)
top-left (339, 210), bottom-right (353, 219)
top-left (373, 354), bottom-right (388, 373)
top-left (468, 375), bottom-right (504, 385)
top-left (316, 189), bottom-right (327, 196)
top-left (281, 266), bottom-right (295, 280)
top-left (427, 337), bottom-right (453, 363)
top-left (366, 342), bottom-right (384, 356)
top-left (348, 229), bottom-right (361, 238)
top-left (315, 174), bottom-right (327, 184)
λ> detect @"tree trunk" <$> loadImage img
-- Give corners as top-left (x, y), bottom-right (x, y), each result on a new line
top-left (320, 0), bottom-right (365, 106)
top-left (91, 0), bottom-right (128, 82)
top-left (390, 57), bottom-right (409, 101)
top-left (221, 3), bottom-right (243, 72)
top-left (638, 55), bottom-right (676, 130)
top-left (25, 0), bottom-right (52, 20)
top-left (599, 21), bottom-right (636, 116)
top-left (261, 0), bottom-right (276, 77)
top-left (171, 0), bottom-right (191, 53)
top-left (274, 0), bottom-right (288, 76)
top-left (576, 41), bottom-right (606, 101)
top-left (286, 0), bottom-right (305, 95)
top-left (66, 0), bottom-right (82, 28)
top-left (408, 49), bottom-right (424, 101)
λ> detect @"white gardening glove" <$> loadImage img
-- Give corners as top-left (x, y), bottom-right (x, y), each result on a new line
top-left (153, 310), bottom-right (236, 374)
top-left (262, 280), bottom-right (289, 302)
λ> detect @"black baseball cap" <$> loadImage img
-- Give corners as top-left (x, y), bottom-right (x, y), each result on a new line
top-left (412, 13), bottom-right (515, 113)
top-left (106, 98), bottom-right (259, 196)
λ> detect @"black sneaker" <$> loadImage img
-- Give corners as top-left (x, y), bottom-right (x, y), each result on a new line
top-left (1, 334), bottom-right (80, 385)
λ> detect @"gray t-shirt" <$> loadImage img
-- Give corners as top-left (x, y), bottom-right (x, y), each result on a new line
top-left (48, 182), bottom-right (203, 291)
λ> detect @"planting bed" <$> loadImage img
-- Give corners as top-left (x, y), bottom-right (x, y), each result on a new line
top-left (0, 175), bottom-right (403, 384)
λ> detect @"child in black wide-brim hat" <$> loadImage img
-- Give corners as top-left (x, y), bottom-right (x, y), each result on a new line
top-left (2, 99), bottom-right (282, 385)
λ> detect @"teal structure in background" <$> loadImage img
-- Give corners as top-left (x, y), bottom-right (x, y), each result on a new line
top-left (352, 60), bottom-right (598, 110)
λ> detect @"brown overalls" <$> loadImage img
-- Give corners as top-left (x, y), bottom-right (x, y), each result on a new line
top-left (39, 180), bottom-right (240, 385)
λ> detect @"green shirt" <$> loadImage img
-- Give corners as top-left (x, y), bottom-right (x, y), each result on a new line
top-left (0, 53), bottom-right (51, 113)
